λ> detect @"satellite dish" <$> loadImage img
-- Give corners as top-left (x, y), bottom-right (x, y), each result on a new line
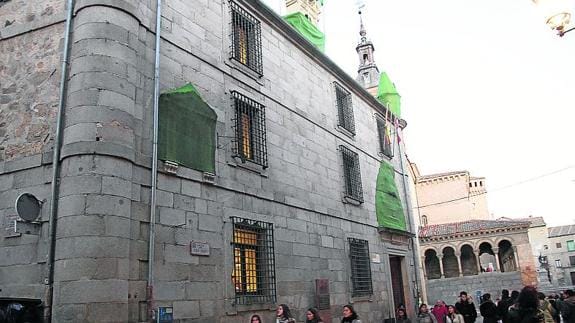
top-left (15, 193), bottom-right (42, 222)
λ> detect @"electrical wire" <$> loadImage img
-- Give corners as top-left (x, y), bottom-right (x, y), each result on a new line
top-left (414, 165), bottom-right (575, 210)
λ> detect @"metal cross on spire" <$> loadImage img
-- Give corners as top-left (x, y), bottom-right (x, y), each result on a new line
top-left (356, 0), bottom-right (367, 43)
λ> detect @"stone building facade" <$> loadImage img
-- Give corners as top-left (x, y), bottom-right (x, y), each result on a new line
top-left (411, 167), bottom-right (537, 303)
top-left (412, 167), bottom-right (490, 225)
top-left (0, 0), bottom-right (420, 322)
top-left (419, 219), bottom-right (537, 303)
top-left (498, 216), bottom-right (552, 286)
top-left (541, 225), bottom-right (575, 287)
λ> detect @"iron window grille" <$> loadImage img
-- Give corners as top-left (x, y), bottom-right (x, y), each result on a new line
top-left (348, 238), bottom-right (373, 297)
top-left (230, 1), bottom-right (263, 76)
top-left (334, 82), bottom-right (355, 135)
top-left (231, 217), bottom-right (276, 305)
top-left (340, 145), bottom-right (363, 203)
top-left (377, 117), bottom-right (394, 158)
top-left (231, 91), bottom-right (268, 168)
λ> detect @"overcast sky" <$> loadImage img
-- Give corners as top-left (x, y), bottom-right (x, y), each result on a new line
top-left (264, 0), bottom-right (575, 227)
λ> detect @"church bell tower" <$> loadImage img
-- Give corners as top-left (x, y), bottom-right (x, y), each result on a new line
top-left (355, 9), bottom-right (379, 96)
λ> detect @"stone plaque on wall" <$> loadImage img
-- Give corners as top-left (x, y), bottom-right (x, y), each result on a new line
top-left (190, 241), bottom-right (210, 256)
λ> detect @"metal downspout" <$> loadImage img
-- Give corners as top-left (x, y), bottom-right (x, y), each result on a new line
top-left (45, 0), bottom-right (74, 321)
top-left (147, 0), bottom-right (162, 321)
top-left (396, 125), bottom-right (423, 310)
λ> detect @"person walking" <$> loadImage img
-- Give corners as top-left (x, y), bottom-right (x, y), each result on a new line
top-left (455, 292), bottom-right (477, 323)
top-left (498, 289), bottom-right (513, 323)
top-left (480, 293), bottom-right (499, 323)
top-left (445, 305), bottom-right (465, 323)
top-left (558, 290), bottom-right (575, 323)
top-left (397, 307), bottom-right (412, 323)
top-left (537, 292), bottom-right (555, 323)
top-left (341, 304), bottom-right (362, 323)
top-left (432, 300), bottom-right (449, 323)
top-left (507, 286), bottom-right (544, 323)
top-left (306, 307), bottom-right (323, 323)
top-left (251, 314), bottom-right (263, 323)
top-left (417, 304), bottom-right (438, 323)
top-left (276, 304), bottom-right (296, 323)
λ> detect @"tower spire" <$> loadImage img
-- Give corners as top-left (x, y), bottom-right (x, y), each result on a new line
top-left (359, 9), bottom-right (367, 43)
top-left (355, 4), bottom-right (379, 95)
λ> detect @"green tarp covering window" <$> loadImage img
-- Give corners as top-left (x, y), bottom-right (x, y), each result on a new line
top-left (376, 72), bottom-right (401, 117)
top-left (158, 84), bottom-right (217, 173)
top-left (375, 161), bottom-right (407, 231)
top-left (283, 12), bottom-right (325, 52)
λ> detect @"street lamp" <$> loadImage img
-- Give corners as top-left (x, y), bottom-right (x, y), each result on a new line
top-left (532, 0), bottom-right (575, 36)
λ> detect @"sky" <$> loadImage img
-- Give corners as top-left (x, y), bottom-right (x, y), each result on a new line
top-left (264, 0), bottom-right (575, 227)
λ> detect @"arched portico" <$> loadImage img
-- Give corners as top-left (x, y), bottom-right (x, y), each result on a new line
top-left (422, 240), bottom-right (521, 280)
top-left (460, 244), bottom-right (478, 276)
top-left (442, 247), bottom-right (459, 278)
top-left (479, 242), bottom-right (497, 272)
top-left (424, 249), bottom-right (441, 279)
top-left (498, 240), bottom-right (517, 272)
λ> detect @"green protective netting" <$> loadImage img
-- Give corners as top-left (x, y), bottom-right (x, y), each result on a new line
top-left (158, 83), bottom-right (217, 173)
top-left (283, 12), bottom-right (325, 52)
top-left (376, 72), bottom-right (401, 117)
top-left (375, 161), bottom-right (407, 231)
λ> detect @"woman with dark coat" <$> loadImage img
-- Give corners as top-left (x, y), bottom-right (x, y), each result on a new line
top-left (507, 286), bottom-right (544, 323)
top-left (341, 304), bottom-right (362, 323)
top-left (276, 304), bottom-right (296, 323)
top-left (306, 307), bottom-right (323, 323)
top-left (396, 307), bottom-right (412, 323)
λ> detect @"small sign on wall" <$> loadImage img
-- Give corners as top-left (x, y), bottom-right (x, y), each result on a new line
top-left (190, 241), bottom-right (210, 256)
top-left (157, 307), bottom-right (173, 323)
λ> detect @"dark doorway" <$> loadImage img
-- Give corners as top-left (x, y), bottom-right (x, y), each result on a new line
top-left (570, 271), bottom-right (575, 285)
top-left (389, 256), bottom-right (406, 310)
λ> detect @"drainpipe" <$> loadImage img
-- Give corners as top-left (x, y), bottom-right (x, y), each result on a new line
top-left (396, 123), bottom-right (423, 310)
top-left (45, 0), bottom-right (74, 321)
top-left (147, 0), bottom-right (162, 321)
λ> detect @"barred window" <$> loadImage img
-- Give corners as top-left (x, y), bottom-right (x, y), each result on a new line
top-left (230, 1), bottom-right (263, 76)
top-left (348, 238), bottom-right (373, 297)
top-left (231, 217), bottom-right (276, 304)
top-left (334, 82), bottom-right (355, 135)
top-left (377, 117), bottom-right (394, 158)
top-left (232, 91), bottom-right (268, 168)
top-left (340, 145), bottom-right (363, 203)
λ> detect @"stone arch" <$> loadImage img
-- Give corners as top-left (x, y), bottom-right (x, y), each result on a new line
top-left (478, 242), bottom-right (496, 272)
top-left (424, 249), bottom-right (441, 279)
top-left (442, 246), bottom-right (459, 278)
top-left (498, 240), bottom-right (517, 272)
top-left (460, 244), bottom-right (478, 276)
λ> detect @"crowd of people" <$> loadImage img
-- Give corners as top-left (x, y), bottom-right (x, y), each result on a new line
top-left (251, 303), bottom-right (362, 323)
top-left (249, 287), bottom-right (574, 323)
top-left (413, 288), bottom-right (575, 323)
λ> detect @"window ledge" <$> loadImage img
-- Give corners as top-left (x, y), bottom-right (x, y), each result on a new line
top-left (343, 196), bottom-right (363, 206)
top-left (336, 125), bottom-right (356, 139)
top-left (378, 151), bottom-right (394, 160)
top-left (227, 157), bottom-right (269, 177)
top-left (350, 295), bottom-right (373, 303)
top-left (226, 59), bottom-right (264, 85)
top-left (227, 302), bottom-right (276, 315)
